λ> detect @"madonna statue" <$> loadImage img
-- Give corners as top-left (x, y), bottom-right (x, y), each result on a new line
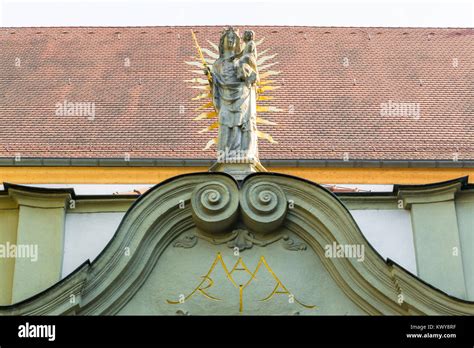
top-left (210, 28), bottom-right (259, 162)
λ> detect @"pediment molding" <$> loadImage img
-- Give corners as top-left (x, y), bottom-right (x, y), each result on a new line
top-left (1, 172), bottom-right (473, 315)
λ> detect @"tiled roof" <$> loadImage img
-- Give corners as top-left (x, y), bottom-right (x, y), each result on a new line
top-left (0, 26), bottom-right (473, 161)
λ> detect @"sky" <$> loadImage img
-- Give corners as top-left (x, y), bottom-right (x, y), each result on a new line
top-left (0, 0), bottom-right (473, 27)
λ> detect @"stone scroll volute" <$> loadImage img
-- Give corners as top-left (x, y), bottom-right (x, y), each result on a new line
top-left (240, 177), bottom-right (288, 234)
top-left (190, 175), bottom-right (288, 234)
top-left (190, 176), bottom-right (239, 233)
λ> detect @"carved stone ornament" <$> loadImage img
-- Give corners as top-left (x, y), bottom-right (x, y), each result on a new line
top-left (173, 233), bottom-right (198, 249)
top-left (190, 175), bottom-right (288, 235)
top-left (204, 28), bottom-right (260, 162)
top-left (190, 176), bottom-right (239, 233)
top-left (240, 180), bottom-right (287, 234)
top-left (174, 229), bottom-right (308, 252)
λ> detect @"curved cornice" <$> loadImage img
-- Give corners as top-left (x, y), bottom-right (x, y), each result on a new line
top-left (396, 176), bottom-right (468, 208)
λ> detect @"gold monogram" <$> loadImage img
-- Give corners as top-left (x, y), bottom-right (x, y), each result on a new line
top-left (167, 252), bottom-right (316, 312)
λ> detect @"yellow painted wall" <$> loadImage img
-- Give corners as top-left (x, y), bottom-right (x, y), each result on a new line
top-left (0, 166), bottom-right (472, 184)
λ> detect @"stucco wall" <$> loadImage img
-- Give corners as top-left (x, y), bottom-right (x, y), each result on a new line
top-left (62, 212), bottom-right (124, 278)
top-left (350, 209), bottom-right (417, 275)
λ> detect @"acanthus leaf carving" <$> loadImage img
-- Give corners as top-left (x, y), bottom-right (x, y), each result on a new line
top-left (174, 229), bottom-right (306, 252)
top-left (226, 229), bottom-right (254, 251)
top-left (281, 235), bottom-right (307, 251)
top-left (173, 233), bottom-right (198, 249)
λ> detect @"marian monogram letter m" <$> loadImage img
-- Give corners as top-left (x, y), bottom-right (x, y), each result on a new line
top-left (167, 252), bottom-right (316, 312)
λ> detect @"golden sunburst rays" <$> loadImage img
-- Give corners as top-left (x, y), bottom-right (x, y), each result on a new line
top-left (185, 32), bottom-right (282, 150)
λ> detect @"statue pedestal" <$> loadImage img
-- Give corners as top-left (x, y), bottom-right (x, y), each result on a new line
top-left (209, 158), bottom-right (266, 180)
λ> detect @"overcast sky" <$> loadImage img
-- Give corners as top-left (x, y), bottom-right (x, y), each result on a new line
top-left (0, 0), bottom-right (473, 27)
